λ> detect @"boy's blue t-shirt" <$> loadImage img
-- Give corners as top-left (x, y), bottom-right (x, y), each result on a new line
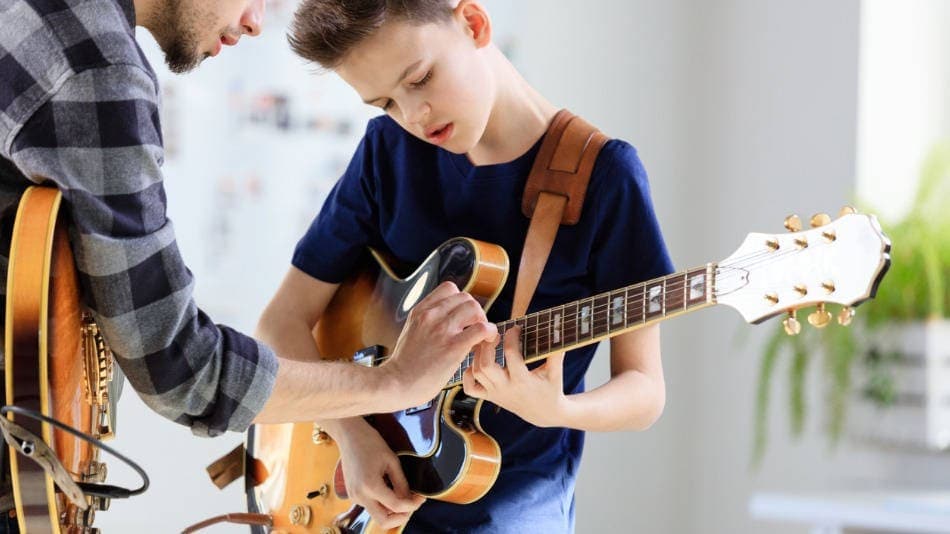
top-left (293, 115), bottom-right (674, 533)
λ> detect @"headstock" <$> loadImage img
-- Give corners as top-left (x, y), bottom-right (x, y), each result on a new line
top-left (715, 207), bottom-right (891, 330)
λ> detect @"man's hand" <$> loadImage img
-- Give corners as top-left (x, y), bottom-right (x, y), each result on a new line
top-left (383, 282), bottom-right (497, 407)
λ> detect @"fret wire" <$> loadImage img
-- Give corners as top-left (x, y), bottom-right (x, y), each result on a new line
top-left (588, 296), bottom-right (596, 341)
top-left (662, 277), bottom-right (667, 317)
top-left (547, 308), bottom-right (552, 354)
top-left (531, 313), bottom-right (538, 359)
top-left (523, 314), bottom-right (529, 359)
top-left (623, 287), bottom-right (629, 330)
top-left (640, 283), bottom-right (647, 323)
top-left (683, 270), bottom-right (689, 311)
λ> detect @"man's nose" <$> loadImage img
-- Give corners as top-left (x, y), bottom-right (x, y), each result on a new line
top-left (241, 0), bottom-right (266, 37)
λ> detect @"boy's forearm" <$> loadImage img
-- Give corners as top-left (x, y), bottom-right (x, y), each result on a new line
top-left (555, 370), bottom-right (666, 432)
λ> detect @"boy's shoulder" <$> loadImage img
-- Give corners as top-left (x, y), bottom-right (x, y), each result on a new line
top-left (593, 137), bottom-right (645, 182)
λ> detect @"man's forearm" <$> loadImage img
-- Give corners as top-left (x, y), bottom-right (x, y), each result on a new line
top-left (253, 357), bottom-right (400, 422)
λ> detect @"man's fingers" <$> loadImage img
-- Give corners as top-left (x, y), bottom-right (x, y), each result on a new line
top-left (453, 321), bottom-right (498, 351)
top-left (444, 295), bottom-right (490, 332)
top-left (417, 281), bottom-right (460, 305)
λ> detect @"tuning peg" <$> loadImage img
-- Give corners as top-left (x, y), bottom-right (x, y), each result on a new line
top-left (784, 214), bottom-right (802, 232)
top-left (810, 213), bottom-right (831, 228)
top-left (807, 302), bottom-right (832, 328)
top-left (837, 306), bottom-right (855, 326)
top-left (839, 205), bottom-right (857, 217)
top-left (312, 424), bottom-right (332, 445)
top-left (783, 311), bottom-right (802, 336)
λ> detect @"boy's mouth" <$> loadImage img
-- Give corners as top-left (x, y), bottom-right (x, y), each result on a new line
top-left (425, 123), bottom-right (454, 145)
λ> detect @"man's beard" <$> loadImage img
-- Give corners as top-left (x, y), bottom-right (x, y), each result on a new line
top-left (151, 0), bottom-right (205, 73)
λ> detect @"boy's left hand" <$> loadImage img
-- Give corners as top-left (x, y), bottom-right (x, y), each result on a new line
top-left (462, 325), bottom-right (568, 427)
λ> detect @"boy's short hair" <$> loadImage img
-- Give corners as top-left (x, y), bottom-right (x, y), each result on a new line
top-left (289, 0), bottom-right (455, 69)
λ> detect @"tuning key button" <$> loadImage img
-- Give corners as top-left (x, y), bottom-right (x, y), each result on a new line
top-left (784, 214), bottom-right (803, 232)
top-left (808, 303), bottom-right (832, 328)
top-left (810, 213), bottom-right (831, 228)
top-left (821, 281), bottom-right (836, 294)
top-left (783, 312), bottom-right (802, 336)
top-left (837, 306), bottom-right (855, 326)
top-left (839, 205), bottom-right (857, 217)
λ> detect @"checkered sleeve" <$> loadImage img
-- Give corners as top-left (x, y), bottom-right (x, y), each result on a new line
top-left (7, 63), bottom-right (278, 437)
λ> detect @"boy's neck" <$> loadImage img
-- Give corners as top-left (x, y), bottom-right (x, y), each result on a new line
top-left (466, 50), bottom-right (558, 167)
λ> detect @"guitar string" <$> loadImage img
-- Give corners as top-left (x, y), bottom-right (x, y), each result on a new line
top-left (371, 242), bottom-right (829, 377)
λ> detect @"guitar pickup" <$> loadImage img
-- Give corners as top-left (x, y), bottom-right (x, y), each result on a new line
top-left (352, 346), bottom-right (381, 367)
top-left (405, 401), bottom-right (433, 415)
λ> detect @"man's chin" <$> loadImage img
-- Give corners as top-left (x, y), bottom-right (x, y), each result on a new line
top-left (164, 54), bottom-right (202, 74)
top-left (160, 40), bottom-right (203, 73)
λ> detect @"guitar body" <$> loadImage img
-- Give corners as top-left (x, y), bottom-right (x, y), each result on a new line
top-left (5, 186), bottom-right (115, 533)
top-left (246, 237), bottom-right (508, 534)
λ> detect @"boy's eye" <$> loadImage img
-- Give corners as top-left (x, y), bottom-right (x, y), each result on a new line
top-left (410, 70), bottom-right (432, 88)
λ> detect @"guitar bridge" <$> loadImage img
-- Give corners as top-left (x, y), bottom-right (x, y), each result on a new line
top-left (81, 312), bottom-right (115, 440)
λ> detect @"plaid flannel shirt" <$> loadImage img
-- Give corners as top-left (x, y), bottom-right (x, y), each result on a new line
top-left (0, 0), bottom-right (278, 437)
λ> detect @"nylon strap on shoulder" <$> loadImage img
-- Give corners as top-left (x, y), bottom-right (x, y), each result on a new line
top-left (511, 109), bottom-right (608, 319)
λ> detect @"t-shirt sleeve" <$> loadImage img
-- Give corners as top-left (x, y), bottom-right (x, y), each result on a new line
top-left (587, 140), bottom-right (675, 292)
top-left (292, 121), bottom-right (380, 282)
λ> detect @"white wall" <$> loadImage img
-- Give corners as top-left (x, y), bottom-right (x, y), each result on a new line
top-left (856, 0), bottom-right (950, 222)
top-left (92, 2), bottom-right (950, 533)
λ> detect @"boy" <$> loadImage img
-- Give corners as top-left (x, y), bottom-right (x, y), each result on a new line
top-left (256, 0), bottom-right (674, 531)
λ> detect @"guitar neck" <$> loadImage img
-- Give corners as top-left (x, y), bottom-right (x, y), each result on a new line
top-left (446, 264), bottom-right (717, 387)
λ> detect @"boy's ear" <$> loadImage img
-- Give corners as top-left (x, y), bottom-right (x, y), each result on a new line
top-left (455, 0), bottom-right (491, 48)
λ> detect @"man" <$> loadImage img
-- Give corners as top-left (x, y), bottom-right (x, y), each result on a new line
top-left (0, 0), bottom-right (497, 528)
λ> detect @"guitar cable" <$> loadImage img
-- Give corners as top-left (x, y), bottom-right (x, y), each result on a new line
top-left (0, 405), bottom-right (149, 501)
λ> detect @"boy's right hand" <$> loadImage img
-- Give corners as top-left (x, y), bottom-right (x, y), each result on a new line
top-left (384, 281), bottom-right (497, 408)
top-left (335, 419), bottom-right (424, 529)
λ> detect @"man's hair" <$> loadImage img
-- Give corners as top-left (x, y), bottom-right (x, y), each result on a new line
top-left (288, 0), bottom-right (455, 69)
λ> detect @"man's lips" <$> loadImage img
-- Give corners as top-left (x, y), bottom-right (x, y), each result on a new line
top-left (210, 34), bottom-right (240, 57)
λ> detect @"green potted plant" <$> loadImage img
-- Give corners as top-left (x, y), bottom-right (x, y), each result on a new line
top-left (752, 141), bottom-right (950, 466)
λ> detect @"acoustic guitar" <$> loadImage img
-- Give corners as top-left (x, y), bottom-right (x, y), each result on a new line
top-left (245, 210), bottom-right (890, 534)
top-left (4, 186), bottom-right (118, 533)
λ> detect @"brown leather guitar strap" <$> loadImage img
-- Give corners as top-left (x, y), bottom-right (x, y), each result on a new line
top-left (511, 109), bottom-right (609, 319)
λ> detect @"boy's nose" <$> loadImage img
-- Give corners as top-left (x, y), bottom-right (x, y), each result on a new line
top-left (406, 102), bottom-right (431, 127)
top-left (241, 0), bottom-right (265, 37)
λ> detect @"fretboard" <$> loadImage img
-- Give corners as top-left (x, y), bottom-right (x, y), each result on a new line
top-left (446, 265), bottom-right (715, 387)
